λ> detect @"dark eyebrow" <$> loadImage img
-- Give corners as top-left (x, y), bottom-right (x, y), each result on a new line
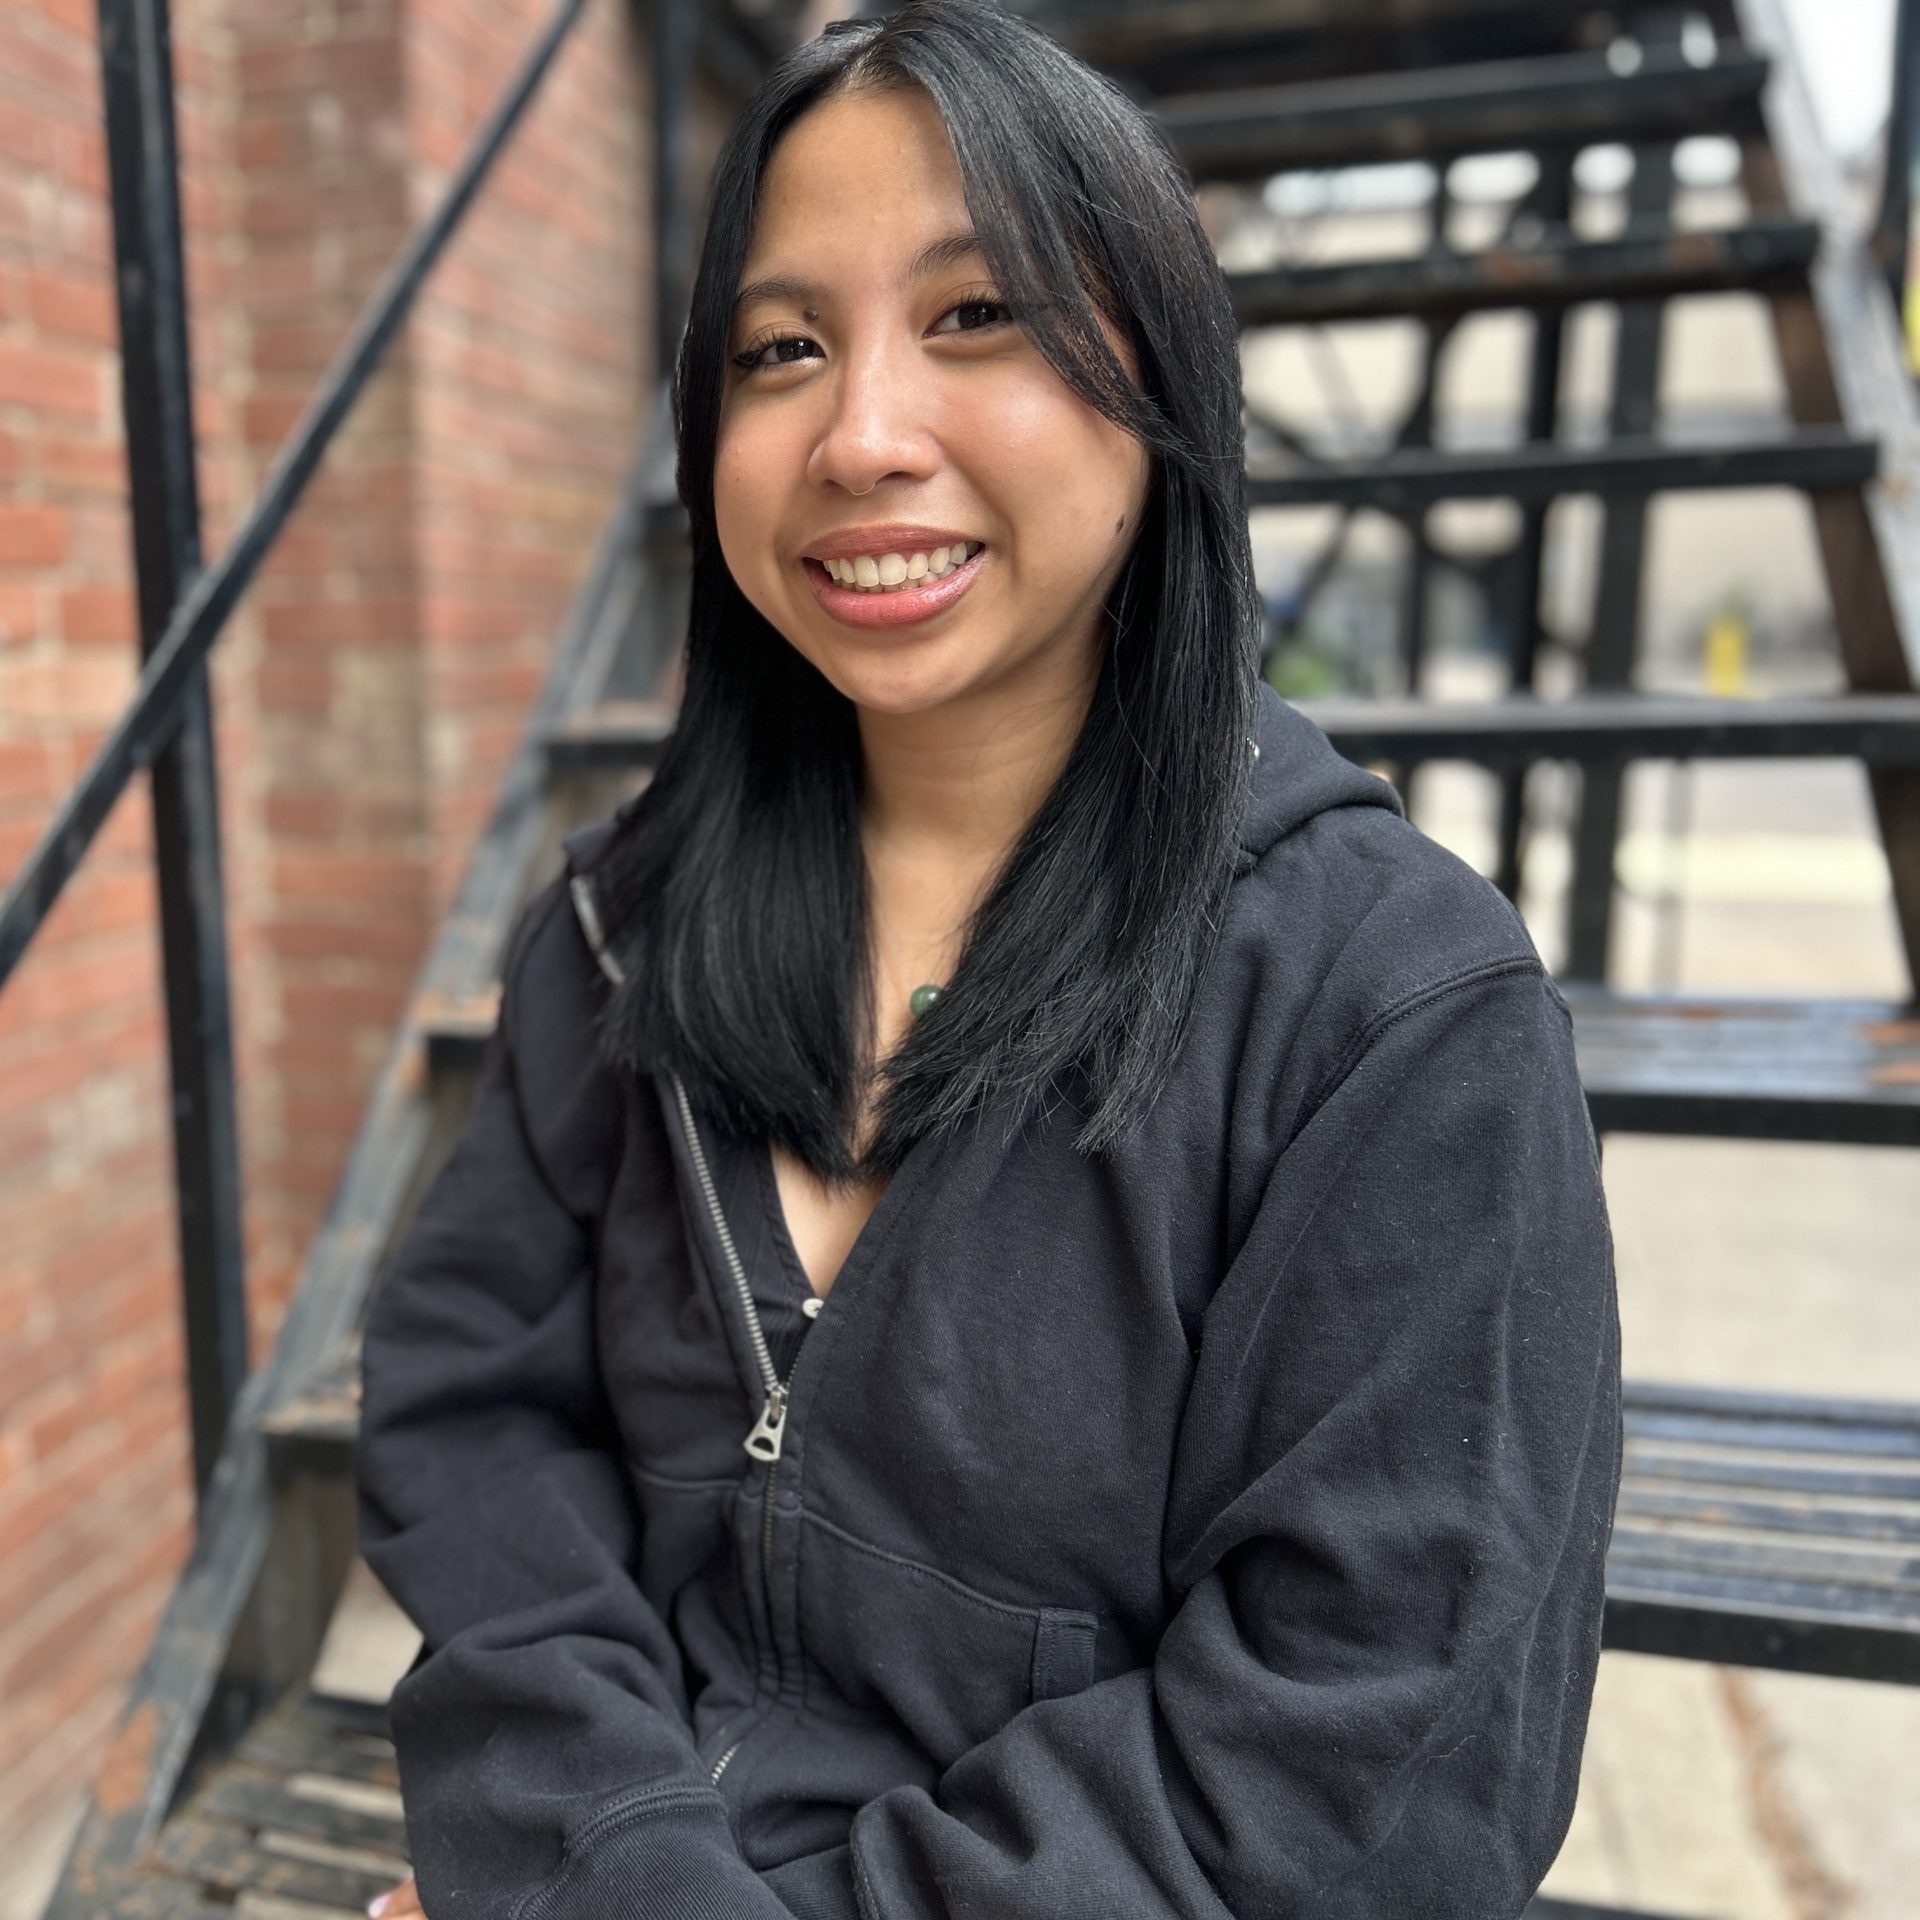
top-left (731, 230), bottom-right (987, 316)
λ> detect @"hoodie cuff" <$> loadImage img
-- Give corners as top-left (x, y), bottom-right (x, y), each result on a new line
top-left (505, 1791), bottom-right (861, 1920)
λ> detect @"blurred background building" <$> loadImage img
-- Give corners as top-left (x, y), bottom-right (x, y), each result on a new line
top-left (1, 0), bottom-right (658, 1860)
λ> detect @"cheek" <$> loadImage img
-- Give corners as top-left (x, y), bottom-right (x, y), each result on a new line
top-left (986, 387), bottom-right (1146, 556)
top-left (713, 433), bottom-right (774, 591)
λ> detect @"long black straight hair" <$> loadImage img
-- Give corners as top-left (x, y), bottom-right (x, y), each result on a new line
top-left (593, 0), bottom-right (1261, 1182)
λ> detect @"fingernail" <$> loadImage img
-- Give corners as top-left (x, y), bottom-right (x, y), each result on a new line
top-left (367, 1899), bottom-right (389, 1918)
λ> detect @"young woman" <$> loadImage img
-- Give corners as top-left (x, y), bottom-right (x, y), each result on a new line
top-left (358, 4), bottom-right (1622, 1916)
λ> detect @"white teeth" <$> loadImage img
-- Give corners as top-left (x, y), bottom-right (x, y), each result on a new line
top-left (821, 541), bottom-right (978, 593)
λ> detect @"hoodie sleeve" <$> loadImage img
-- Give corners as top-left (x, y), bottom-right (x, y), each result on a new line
top-left (761, 952), bottom-right (1623, 1919)
top-left (356, 877), bottom-right (755, 1915)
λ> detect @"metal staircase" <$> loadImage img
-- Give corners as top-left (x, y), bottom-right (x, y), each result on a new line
top-left (20, 0), bottom-right (1920, 1914)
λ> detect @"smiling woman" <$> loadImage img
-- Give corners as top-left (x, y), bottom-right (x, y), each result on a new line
top-left (355, 5), bottom-right (1621, 1918)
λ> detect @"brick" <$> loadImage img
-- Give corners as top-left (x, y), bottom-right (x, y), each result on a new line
top-left (261, 786), bottom-right (420, 838)
top-left (58, 582), bottom-right (136, 648)
top-left (254, 652), bottom-right (334, 716)
top-left (258, 594), bottom-right (419, 648)
top-left (0, 340), bottom-right (104, 421)
top-left (23, 1378), bottom-right (93, 1463)
top-left (0, 651), bottom-right (134, 719)
top-left (39, 430), bottom-right (129, 496)
top-left (0, 504), bottom-right (70, 568)
top-left (23, 0), bottom-right (98, 38)
top-left (25, 265), bottom-right (117, 347)
top-left (0, 579), bottom-right (44, 648)
top-left (263, 915), bottom-right (426, 969)
top-left (0, 932), bottom-right (159, 1031)
top-left (269, 850), bottom-right (426, 908)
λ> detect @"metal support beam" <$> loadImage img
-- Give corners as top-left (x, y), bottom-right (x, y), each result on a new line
top-left (96, 0), bottom-right (247, 1505)
top-left (1396, 167), bottom-right (1456, 814)
top-left (653, 0), bottom-right (698, 378)
top-left (1734, 0), bottom-right (1920, 989)
top-left (1567, 131), bottom-right (1682, 983)
top-left (1875, 0), bottom-right (1920, 315)
top-left (1494, 153), bottom-right (1573, 905)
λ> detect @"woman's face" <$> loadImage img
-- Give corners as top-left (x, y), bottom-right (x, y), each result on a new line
top-left (714, 84), bottom-right (1152, 724)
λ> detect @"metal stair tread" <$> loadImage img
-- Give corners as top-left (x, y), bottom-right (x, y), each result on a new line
top-left (1245, 426), bottom-right (1880, 508)
top-left (1154, 42), bottom-right (1772, 176)
top-left (1227, 215), bottom-right (1821, 326)
top-left (1299, 688), bottom-right (1920, 764)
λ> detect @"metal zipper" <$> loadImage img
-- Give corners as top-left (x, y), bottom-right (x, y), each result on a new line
top-left (670, 1069), bottom-right (818, 1791)
top-left (669, 1070), bottom-right (789, 1462)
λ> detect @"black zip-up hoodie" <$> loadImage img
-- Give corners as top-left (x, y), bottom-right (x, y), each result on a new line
top-left (357, 680), bottom-right (1621, 1920)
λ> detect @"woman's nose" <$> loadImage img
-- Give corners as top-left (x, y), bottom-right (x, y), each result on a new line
top-left (806, 352), bottom-right (938, 499)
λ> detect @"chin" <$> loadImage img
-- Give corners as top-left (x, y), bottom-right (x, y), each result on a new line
top-left (801, 635), bottom-right (983, 712)
top-left (825, 662), bottom-right (973, 718)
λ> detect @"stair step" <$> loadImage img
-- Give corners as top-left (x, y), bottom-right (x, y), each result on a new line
top-left (1609, 1382), bottom-right (1920, 1682)
top-left (1228, 215), bottom-right (1820, 327)
top-left (1563, 987), bottom-right (1920, 1147)
top-left (1155, 43), bottom-right (1771, 179)
top-left (1246, 427), bottom-right (1878, 509)
top-left (543, 696), bottom-right (677, 774)
top-left (417, 985), bottom-right (501, 1082)
top-left (1027, 0), bottom-right (1575, 96)
top-left (1303, 690), bottom-right (1920, 767)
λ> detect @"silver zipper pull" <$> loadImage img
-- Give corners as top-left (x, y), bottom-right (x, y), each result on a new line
top-left (744, 1384), bottom-right (787, 1462)
top-left (802, 1296), bottom-right (824, 1320)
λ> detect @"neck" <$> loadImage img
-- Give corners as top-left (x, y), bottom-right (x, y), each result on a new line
top-left (857, 668), bottom-right (1097, 874)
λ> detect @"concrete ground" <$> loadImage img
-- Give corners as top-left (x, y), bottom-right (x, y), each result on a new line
top-left (6, 657), bottom-right (1918, 1919)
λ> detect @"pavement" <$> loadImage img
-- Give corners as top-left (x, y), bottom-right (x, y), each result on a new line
top-left (6, 655), bottom-right (1918, 1920)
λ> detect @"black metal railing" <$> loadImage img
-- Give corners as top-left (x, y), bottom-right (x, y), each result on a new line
top-left (0, 0), bottom-right (690, 1508)
top-left (1878, 0), bottom-right (1920, 331)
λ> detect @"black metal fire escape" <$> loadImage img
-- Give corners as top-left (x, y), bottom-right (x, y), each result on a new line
top-left (9, 1), bottom-right (1920, 1915)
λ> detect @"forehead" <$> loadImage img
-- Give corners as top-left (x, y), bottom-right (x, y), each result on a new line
top-left (749, 86), bottom-right (969, 248)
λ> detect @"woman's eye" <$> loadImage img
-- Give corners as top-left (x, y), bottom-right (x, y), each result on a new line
top-left (731, 334), bottom-right (820, 375)
top-left (930, 296), bottom-right (1013, 337)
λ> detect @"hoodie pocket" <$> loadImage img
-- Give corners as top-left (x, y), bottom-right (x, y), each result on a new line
top-left (797, 1511), bottom-right (1099, 1768)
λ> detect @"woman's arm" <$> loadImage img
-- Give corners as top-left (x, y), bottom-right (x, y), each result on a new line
top-left (356, 876), bottom-right (755, 1917)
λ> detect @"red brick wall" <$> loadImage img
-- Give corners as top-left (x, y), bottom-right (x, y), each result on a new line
top-left (0, 0), bottom-right (652, 1858)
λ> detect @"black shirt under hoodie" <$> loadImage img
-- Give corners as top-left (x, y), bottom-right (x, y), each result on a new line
top-left (357, 679), bottom-right (1622, 1920)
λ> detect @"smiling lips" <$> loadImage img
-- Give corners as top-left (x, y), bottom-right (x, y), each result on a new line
top-left (801, 522), bottom-right (989, 629)
top-left (819, 540), bottom-right (982, 592)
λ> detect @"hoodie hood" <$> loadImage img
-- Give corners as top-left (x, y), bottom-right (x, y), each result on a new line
top-left (1237, 678), bottom-right (1404, 869)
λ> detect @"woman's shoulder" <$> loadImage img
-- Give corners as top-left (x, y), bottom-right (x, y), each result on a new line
top-left (481, 814), bottom-right (636, 1213)
top-left (1204, 688), bottom-right (1556, 1144)
top-left (1235, 684), bottom-right (1546, 1020)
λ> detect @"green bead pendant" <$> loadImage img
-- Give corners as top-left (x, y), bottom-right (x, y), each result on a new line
top-left (908, 983), bottom-right (944, 1018)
